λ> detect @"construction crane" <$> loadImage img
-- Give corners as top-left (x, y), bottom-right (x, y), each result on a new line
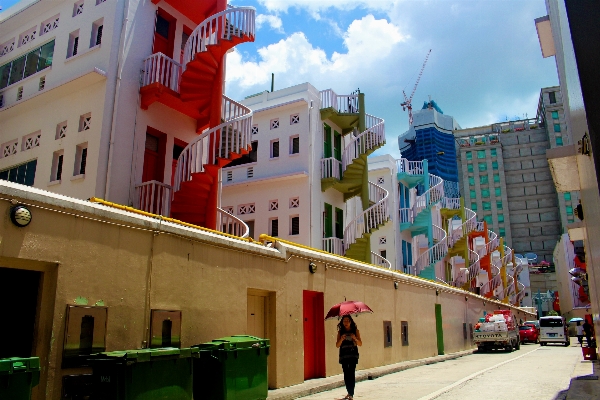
top-left (401, 49), bottom-right (431, 126)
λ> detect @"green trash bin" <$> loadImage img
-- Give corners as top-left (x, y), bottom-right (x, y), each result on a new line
top-left (88, 347), bottom-right (198, 400)
top-left (193, 335), bottom-right (269, 400)
top-left (0, 357), bottom-right (40, 400)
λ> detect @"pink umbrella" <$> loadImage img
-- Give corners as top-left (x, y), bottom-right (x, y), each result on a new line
top-left (325, 300), bottom-right (374, 320)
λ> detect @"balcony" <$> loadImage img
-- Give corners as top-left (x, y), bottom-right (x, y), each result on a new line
top-left (319, 89), bottom-right (360, 133)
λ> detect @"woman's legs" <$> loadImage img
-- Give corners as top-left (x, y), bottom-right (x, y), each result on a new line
top-left (342, 363), bottom-right (356, 397)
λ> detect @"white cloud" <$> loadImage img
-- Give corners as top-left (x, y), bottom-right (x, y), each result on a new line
top-left (256, 14), bottom-right (284, 34)
top-left (226, 15), bottom-right (406, 91)
top-left (258, 0), bottom-right (395, 18)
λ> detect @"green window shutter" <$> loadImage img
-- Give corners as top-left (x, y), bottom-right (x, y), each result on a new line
top-left (556, 137), bottom-right (563, 146)
top-left (551, 111), bottom-right (559, 119)
top-left (467, 164), bottom-right (473, 173)
top-left (483, 201), bottom-right (491, 211)
top-left (554, 123), bottom-right (561, 132)
top-left (498, 214), bottom-right (504, 223)
top-left (466, 151), bottom-right (472, 160)
top-left (471, 202), bottom-right (477, 211)
top-left (484, 215), bottom-right (492, 224)
top-left (470, 190), bottom-right (477, 198)
top-left (335, 207), bottom-right (344, 239)
top-left (478, 162), bottom-right (487, 172)
top-left (494, 174), bottom-right (500, 183)
top-left (468, 177), bottom-right (475, 186)
top-left (482, 189), bottom-right (490, 198)
top-left (499, 228), bottom-right (505, 236)
top-left (324, 203), bottom-right (333, 238)
top-left (490, 148), bottom-right (497, 157)
top-left (495, 187), bottom-right (501, 196)
top-left (323, 124), bottom-right (332, 158)
top-left (334, 131), bottom-right (342, 161)
top-left (480, 175), bottom-right (488, 185)
top-left (477, 150), bottom-right (486, 159)
top-left (566, 206), bottom-right (573, 215)
top-left (492, 161), bottom-right (498, 170)
top-left (564, 192), bottom-right (571, 201)
top-left (496, 201), bottom-right (503, 209)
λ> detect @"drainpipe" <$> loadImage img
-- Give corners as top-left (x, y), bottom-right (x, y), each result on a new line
top-left (104, 0), bottom-right (131, 200)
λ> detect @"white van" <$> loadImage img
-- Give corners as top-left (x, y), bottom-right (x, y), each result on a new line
top-left (539, 316), bottom-right (570, 346)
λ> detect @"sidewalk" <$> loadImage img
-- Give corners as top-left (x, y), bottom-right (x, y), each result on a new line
top-left (566, 358), bottom-right (600, 400)
top-left (267, 349), bottom-right (475, 400)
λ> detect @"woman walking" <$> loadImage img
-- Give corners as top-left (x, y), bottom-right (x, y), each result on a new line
top-left (336, 315), bottom-right (362, 400)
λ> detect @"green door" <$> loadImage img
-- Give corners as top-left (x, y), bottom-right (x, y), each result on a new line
top-left (435, 304), bottom-right (444, 355)
top-left (334, 131), bottom-right (342, 177)
top-left (335, 208), bottom-right (344, 239)
top-left (324, 124), bottom-right (332, 158)
top-left (324, 203), bottom-right (333, 238)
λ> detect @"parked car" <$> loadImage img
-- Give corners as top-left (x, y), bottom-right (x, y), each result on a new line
top-left (539, 316), bottom-right (570, 346)
top-left (524, 320), bottom-right (540, 335)
top-left (519, 325), bottom-right (539, 344)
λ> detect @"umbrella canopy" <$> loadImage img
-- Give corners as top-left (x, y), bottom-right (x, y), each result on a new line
top-left (325, 300), bottom-right (373, 320)
top-left (569, 317), bottom-right (584, 323)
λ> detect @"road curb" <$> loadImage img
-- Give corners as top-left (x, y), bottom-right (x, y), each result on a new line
top-left (267, 349), bottom-right (476, 400)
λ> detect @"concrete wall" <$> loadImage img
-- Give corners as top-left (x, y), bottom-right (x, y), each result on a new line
top-left (0, 181), bottom-right (533, 400)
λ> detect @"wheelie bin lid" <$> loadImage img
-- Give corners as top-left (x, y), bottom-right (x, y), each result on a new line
top-left (88, 347), bottom-right (199, 363)
top-left (0, 357), bottom-right (40, 375)
top-left (193, 335), bottom-right (270, 351)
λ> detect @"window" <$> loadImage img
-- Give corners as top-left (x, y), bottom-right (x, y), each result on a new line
top-left (499, 227), bottom-right (506, 237)
top-left (470, 190), bottom-right (476, 199)
top-left (483, 201), bottom-right (491, 211)
top-left (56, 122), bottom-right (67, 139)
top-left (566, 206), bottom-right (573, 215)
top-left (496, 200), bottom-right (503, 210)
top-left (484, 215), bottom-right (492, 224)
top-left (247, 167), bottom-right (253, 178)
top-left (0, 40), bottom-right (55, 89)
top-left (556, 137), bottom-right (563, 146)
top-left (290, 136), bottom-right (299, 154)
top-left (73, 0), bottom-right (84, 17)
top-left (270, 139), bottom-right (279, 158)
top-left (493, 174), bottom-right (500, 183)
top-left (465, 151), bottom-right (472, 160)
top-left (495, 187), bottom-right (501, 196)
top-left (51, 150), bottom-right (64, 182)
top-left (18, 26), bottom-right (37, 48)
top-left (226, 170), bottom-right (232, 182)
top-left (251, 125), bottom-right (258, 135)
top-left (1, 139), bottom-right (18, 158)
top-left (480, 175), bottom-right (488, 185)
top-left (269, 200), bottom-right (278, 211)
top-left (0, 38), bottom-right (15, 58)
top-left (379, 237), bottom-right (386, 245)
top-left (79, 113), bottom-right (91, 131)
top-left (91, 18), bottom-right (104, 47)
top-left (551, 111), bottom-right (559, 119)
top-left (39, 76), bottom-right (45, 91)
top-left (467, 164), bottom-right (473, 173)
top-left (481, 189), bottom-right (490, 198)
top-left (238, 203), bottom-right (255, 215)
top-left (490, 148), bottom-right (497, 157)
top-left (290, 114), bottom-right (299, 124)
top-left (270, 218), bottom-right (279, 237)
top-left (498, 214), bottom-right (504, 223)
top-left (492, 161), bottom-right (498, 170)
top-left (401, 321), bottom-right (409, 346)
top-left (40, 15), bottom-right (60, 36)
top-left (74, 143), bottom-right (88, 176)
top-left (554, 123), bottom-right (561, 133)
top-left (477, 150), bottom-right (486, 159)
top-left (564, 192), bottom-right (571, 201)
top-left (0, 159), bottom-right (37, 186)
top-left (468, 177), bottom-right (475, 186)
top-left (478, 162), bottom-right (487, 172)
top-left (471, 202), bottom-right (477, 211)
top-left (68, 30), bottom-right (80, 58)
top-left (16, 86), bottom-right (23, 101)
top-left (290, 215), bottom-right (300, 235)
top-left (22, 131), bottom-right (41, 151)
top-left (383, 321), bottom-right (392, 347)
top-left (549, 91), bottom-right (556, 104)
top-left (377, 177), bottom-right (384, 185)
top-left (270, 118), bottom-right (279, 130)
top-left (290, 197), bottom-right (299, 208)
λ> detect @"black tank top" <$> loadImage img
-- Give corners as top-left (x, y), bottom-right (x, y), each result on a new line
top-left (339, 327), bottom-right (359, 364)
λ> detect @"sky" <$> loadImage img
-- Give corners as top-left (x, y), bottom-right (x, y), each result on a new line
top-left (0, 0), bottom-right (560, 158)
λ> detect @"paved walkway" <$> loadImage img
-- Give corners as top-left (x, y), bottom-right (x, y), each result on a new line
top-left (267, 349), bottom-right (475, 400)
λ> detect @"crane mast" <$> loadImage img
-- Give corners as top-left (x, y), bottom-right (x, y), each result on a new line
top-left (401, 49), bottom-right (431, 126)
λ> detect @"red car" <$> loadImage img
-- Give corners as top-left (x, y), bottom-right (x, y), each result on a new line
top-left (519, 325), bottom-right (539, 344)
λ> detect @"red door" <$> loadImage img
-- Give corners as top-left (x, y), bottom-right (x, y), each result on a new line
top-left (141, 129), bottom-right (167, 214)
top-left (303, 290), bottom-right (325, 380)
top-left (153, 9), bottom-right (176, 58)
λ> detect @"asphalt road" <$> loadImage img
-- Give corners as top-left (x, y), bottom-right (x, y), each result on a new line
top-left (301, 339), bottom-right (592, 400)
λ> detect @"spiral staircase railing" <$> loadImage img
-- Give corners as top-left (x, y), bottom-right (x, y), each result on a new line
top-left (414, 224), bottom-right (448, 276)
top-left (174, 95), bottom-right (252, 192)
top-left (397, 158), bottom-right (424, 175)
top-left (371, 252), bottom-right (392, 269)
top-left (217, 207), bottom-right (249, 238)
top-left (183, 7), bottom-right (256, 70)
top-left (413, 173), bottom-right (444, 218)
top-left (448, 207), bottom-right (477, 248)
top-left (344, 181), bottom-right (389, 252)
top-left (341, 114), bottom-right (385, 175)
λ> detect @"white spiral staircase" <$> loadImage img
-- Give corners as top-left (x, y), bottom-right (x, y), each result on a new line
top-left (414, 224), bottom-right (448, 277)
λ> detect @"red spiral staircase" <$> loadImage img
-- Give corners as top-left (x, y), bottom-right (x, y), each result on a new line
top-left (139, 6), bottom-right (255, 229)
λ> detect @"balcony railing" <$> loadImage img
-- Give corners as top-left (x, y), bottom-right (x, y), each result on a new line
top-left (371, 252), bottom-right (391, 269)
top-left (217, 207), bottom-right (249, 238)
top-left (135, 180), bottom-right (172, 216)
top-left (323, 237), bottom-right (344, 256)
top-left (320, 89), bottom-right (359, 113)
top-left (141, 52), bottom-right (182, 93)
top-left (397, 159), bottom-right (424, 175)
top-left (321, 157), bottom-right (342, 180)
